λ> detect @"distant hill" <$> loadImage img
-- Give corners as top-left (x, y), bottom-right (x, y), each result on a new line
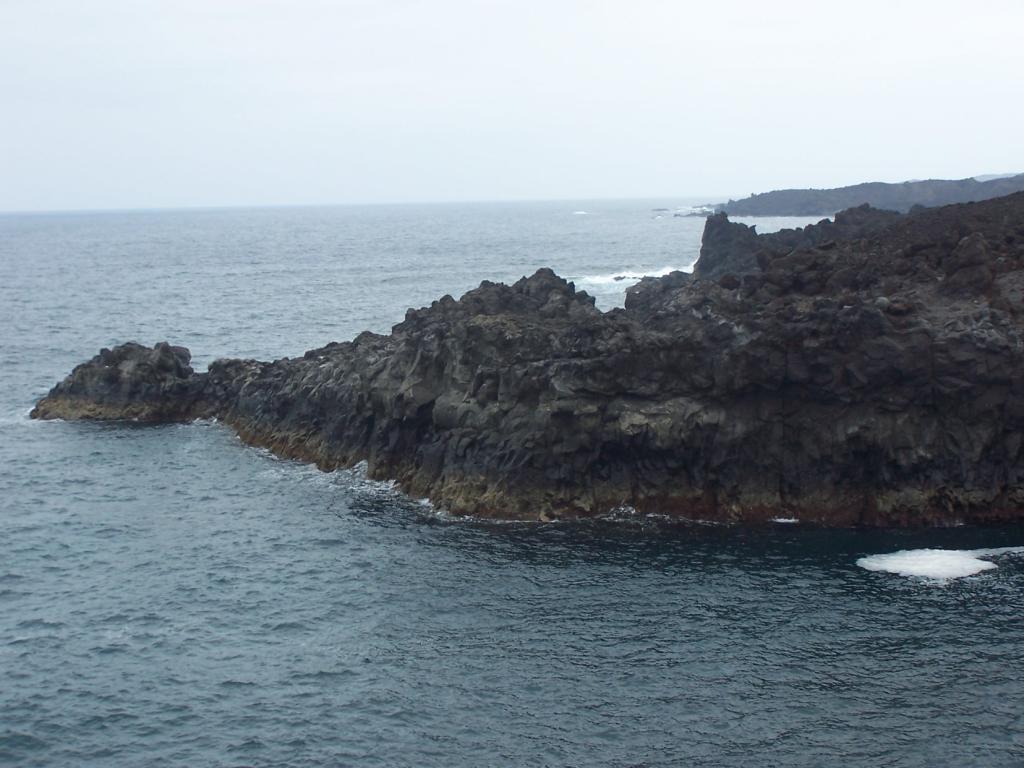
top-left (716, 174), bottom-right (1024, 216)
top-left (974, 173), bottom-right (1021, 182)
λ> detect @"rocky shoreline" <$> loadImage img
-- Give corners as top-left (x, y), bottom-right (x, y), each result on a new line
top-left (33, 193), bottom-right (1024, 526)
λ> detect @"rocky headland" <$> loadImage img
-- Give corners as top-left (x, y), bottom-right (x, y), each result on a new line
top-left (712, 173), bottom-right (1024, 216)
top-left (33, 193), bottom-right (1024, 525)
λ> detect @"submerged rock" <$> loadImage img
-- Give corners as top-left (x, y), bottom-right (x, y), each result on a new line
top-left (33, 194), bottom-right (1024, 526)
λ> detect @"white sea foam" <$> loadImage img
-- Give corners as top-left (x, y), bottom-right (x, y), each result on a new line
top-left (676, 205), bottom-right (717, 216)
top-left (575, 265), bottom-right (688, 288)
top-left (857, 546), bottom-right (1024, 580)
top-left (0, 407), bottom-right (47, 426)
top-left (770, 517), bottom-right (799, 524)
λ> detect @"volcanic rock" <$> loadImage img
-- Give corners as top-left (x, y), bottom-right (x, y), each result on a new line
top-left (32, 193), bottom-right (1024, 526)
top-left (31, 342), bottom-right (203, 421)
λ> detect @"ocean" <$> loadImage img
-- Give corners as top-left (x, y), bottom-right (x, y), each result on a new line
top-left (2, 200), bottom-right (1023, 767)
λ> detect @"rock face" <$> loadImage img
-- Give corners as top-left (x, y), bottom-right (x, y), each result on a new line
top-left (715, 173), bottom-right (1024, 216)
top-left (624, 204), bottom-right (903, 308)
top-left (31, 342), bottom-right (203, 421)
top-left (33, 193), bottom-right (1024, 526)
top-left (693, 204), bottom-right (904, 280)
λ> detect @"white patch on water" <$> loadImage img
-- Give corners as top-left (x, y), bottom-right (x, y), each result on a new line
top-left (572, 265), bottom-right (694, 310)
top-left (857, 547), bottom-right (1024, 580)
top-left (575, 264), bottom-right (688, 288)
top-left (771, 517), bottom-right (799, 524)
top-left (0, 407), bottom-right (34, 424)
top-left (0, 407), bottom-right (49, 427)
top-left (572, 210), bottom-right (590, 215)
top-left (676, 205), bottom-right (717, 216)
top-left (425, 508), bottom-right (543, 526)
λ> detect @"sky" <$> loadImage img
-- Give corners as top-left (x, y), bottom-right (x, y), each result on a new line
top-left (1, 0), bottom-right (1022, 211)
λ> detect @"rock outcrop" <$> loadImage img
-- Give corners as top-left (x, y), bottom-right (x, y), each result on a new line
top-left (33, 193), bottom-right (1024, 526)
top-left (693, 204), bottom-right (905, 280)
top-left (624, 204), bottom-right (903, 307)
top-left (31, 342), bottom-right (203, 421)
top-left (714, 173), bottom-right (1024, 216)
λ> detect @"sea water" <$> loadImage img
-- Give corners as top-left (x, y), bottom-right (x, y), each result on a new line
top-left (2, 201), bottom-right (1023, 767)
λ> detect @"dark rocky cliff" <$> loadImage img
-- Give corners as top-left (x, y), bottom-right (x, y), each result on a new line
top-left (624, 204), bottom-right (902, 305)
top-left (716, 174), bottom-right (1024, 216)
top-left (33, 193), bottom-right (1024, 526)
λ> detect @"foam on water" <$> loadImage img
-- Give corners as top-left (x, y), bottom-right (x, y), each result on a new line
top-left (571, 264), bottom-right (693, 309)
top-left (0, 407), bottom-right (36, 425)
top-left (857, 546), bottom-right (1024, 579)
top-left (575, 264), bottom-right (687, 287)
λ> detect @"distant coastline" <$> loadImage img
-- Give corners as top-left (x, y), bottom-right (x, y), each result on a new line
top-left (701, 173), bottom-right (1024, 216)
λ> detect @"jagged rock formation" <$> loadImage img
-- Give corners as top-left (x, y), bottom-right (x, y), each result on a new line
top-left (715, 173), bottom-right (1024, 216)
top-left (624, 204), bottom-right (903, 306)
top-left (33, 193), bottom-right (1024, 526)
top-left (695, 204), bottom-right (905, 278)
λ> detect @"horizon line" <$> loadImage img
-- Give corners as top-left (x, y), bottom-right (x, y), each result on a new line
top-left (4, 171), bottom-right (1017, 217)
top-left (0, 193), bottom-right (735, 218)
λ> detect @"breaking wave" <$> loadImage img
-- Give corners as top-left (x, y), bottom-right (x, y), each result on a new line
top-left (570, 265), bottom-right (692, 310)
top-left (574, 265), bottom-right (687, 288)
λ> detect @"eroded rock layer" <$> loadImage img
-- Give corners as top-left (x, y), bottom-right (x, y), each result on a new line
top-left (33, 193), bottom-right (1024, 525)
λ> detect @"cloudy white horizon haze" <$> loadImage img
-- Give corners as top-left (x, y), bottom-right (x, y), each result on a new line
top-left (1, 0), bottom-right (1022, 212)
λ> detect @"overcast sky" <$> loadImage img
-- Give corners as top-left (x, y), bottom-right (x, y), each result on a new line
top-left (1, 0), bottom-right (1022, 211)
